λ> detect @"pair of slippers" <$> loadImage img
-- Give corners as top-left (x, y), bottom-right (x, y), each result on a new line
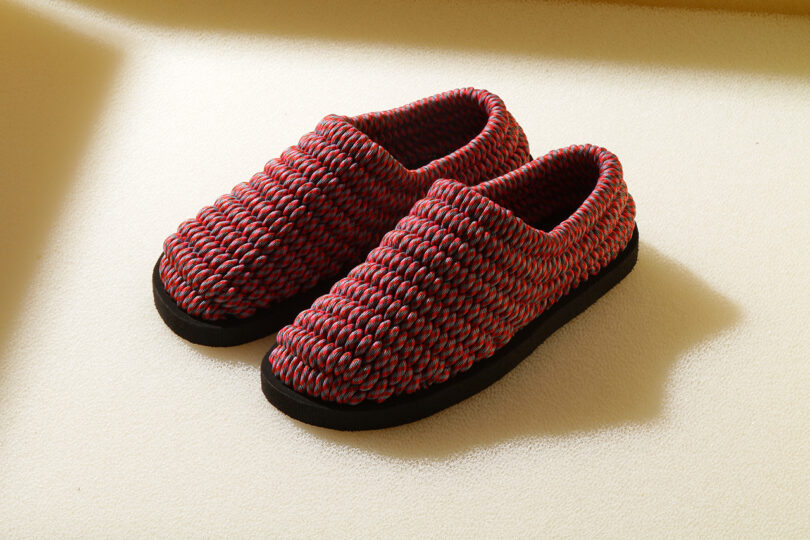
top-left (153, 88), bottom-right (638, 430)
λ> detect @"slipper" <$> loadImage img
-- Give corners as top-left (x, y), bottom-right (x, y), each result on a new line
top-left (153, 88), bottom-right (531, 346)
top-left (262, 144), bottom-right (638, 430)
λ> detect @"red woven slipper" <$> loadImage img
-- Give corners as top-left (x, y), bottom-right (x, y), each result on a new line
top-left (153, 88), bottom-right (530, 346)
top-left (261, 144), bottom-right (638, 430)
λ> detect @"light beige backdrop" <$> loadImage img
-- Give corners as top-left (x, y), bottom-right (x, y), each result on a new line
top-left (1, 0), bottom-right (808, 537)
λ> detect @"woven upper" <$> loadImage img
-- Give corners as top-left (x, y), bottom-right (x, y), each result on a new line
top-left (159, 88), bottom-right (530, 321)
top-left (268, 145), bottom-right (637, 405)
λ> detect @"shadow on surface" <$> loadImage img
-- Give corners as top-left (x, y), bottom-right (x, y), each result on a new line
top-left (0, 1), bottom-right (119, 347)
top-left (69, 0), bottom-right (810, 78)
top-left (302, 243), bottom-right (741, 458)
top-left (189, 335), bottom-right (276, 369)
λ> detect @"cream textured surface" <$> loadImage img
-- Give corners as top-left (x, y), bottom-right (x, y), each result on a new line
top-left (1, 0), bottom-right (808, 537)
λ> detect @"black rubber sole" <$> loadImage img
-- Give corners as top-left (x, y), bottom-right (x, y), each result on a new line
top-left (152, 256), bottom-right (342, 347)
top-left (261, 226), bottom-right (639, 430)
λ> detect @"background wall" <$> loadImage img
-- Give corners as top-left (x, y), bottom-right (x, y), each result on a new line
top-left (605, 0), bottom-right (810, 15)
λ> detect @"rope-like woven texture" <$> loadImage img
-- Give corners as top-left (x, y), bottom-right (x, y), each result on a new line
top-left (268, 145), bottom-right (637, 405)
top-left (159, 88), bottom-right (530, 320)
